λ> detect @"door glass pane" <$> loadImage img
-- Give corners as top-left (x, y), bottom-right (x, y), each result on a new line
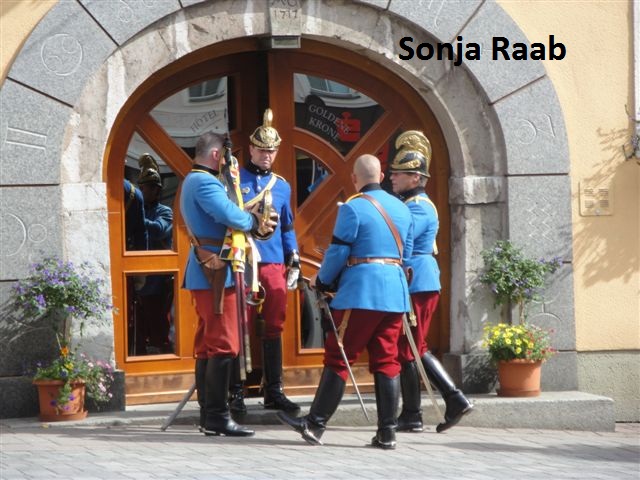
top-left (295, 149), bottom-right (330, 207)
top-left (126, 273), bottom-right (176, 357)
top-left (149, 76), bottom-right (232, 158)
top-left (293, 73), bottom-right (385, 155)
top-left (124, 134), bottom-right (176, 251)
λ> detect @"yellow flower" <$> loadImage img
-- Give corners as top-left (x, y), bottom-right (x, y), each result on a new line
top-left (505, 338), bottom-right (511, 345)
top-left (515, 347), bottom-right (522, 354)
top-left (515, 339), bottom-right (522, 345)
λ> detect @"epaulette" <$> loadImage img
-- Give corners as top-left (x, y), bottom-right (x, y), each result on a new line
top-left (405, 194), bottom-right (438, 218)
top-left (273, 173), bottom-right (288, 183)
top-left (345, 193), bottom-right (363, 203)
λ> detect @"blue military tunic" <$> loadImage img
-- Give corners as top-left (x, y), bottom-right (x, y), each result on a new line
top-left (180, 166), bottom-right (255, 290)
top-left (318, 184), bottom-right (414, 312)
top-left (239, 165), bottom-right (298, 263)
top-left (403, 190), bottom-right (441, 293)
top-left (144, 201), bottom-right (173, 250)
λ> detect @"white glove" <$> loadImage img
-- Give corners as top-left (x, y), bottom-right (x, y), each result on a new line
top-left (286, 267), bottom-right (300, 290)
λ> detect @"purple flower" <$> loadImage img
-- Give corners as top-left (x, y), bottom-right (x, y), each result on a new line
top-left (69, 394), bottom-right (75, 401)
top-left (35, 294), bottom-right (46, 307)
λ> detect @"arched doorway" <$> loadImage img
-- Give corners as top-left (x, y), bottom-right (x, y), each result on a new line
top-left (106, 38), bottom-right (450, 403)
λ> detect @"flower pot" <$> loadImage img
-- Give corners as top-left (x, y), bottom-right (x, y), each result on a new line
top-left (496, 359), bottom-right (542, 397)
top-left (33, 379), bottom-right (88, 422)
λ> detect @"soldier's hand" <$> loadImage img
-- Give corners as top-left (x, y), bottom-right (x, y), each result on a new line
top-left (286, 267), bottom-right (300, 290)
top-left (249, 203), bottom-right (278, 237)
top-left (286, 251), bottom-right (301, 290)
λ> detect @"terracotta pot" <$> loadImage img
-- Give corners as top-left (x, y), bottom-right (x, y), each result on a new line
top-left (33, 379), bottom-right (88, 422)
top-left (496, 359), bottom-right (542, 397)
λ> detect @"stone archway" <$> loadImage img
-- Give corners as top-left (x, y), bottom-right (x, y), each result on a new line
top-left (0, 0), bottom-right (576, 403)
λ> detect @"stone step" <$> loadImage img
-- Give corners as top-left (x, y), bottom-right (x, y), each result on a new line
top-left (162, 390), bottom-right (616, 432)
top-left (5, 390), bottom-right (614, 432)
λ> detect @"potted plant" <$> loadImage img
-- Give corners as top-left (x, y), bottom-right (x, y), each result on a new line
top-left (482, 323), bottom-right (555, 396)
top-left (10, 257), bottom-right (114, 421)
top-left (479, 240), bottom-right (561, 396)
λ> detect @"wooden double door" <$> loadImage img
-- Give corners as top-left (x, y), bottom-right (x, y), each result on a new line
top-left (106, 39), bottom-right (450, 403)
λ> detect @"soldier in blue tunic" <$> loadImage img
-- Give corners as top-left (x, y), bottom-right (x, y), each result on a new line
top-left (278, 154), bottom-right (414, 450)
top-left (389, 130), bottom-right (473, 433)
top-left (228, 109), bottom-right (301, 414)
top-left (180, 131), bottom-right (275, 437)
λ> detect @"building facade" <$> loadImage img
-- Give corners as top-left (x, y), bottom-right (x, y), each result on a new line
top-left (0, 0), bottom-right (638, 421)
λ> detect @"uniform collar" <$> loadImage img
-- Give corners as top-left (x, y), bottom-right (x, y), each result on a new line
top-left (359, 183), bottom-right (382, 193)
top-left (244, 161), bottom-right (271, 176)
top-left (192, 164), bottom-right (218, 176)
top-left (399, 187), bottom-right (423, 200)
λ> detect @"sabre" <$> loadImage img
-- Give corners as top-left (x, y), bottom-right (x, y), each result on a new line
top-left (160, 382), bottom-right (196, 431)
top-left (401, 309), bottom-right (444, 421)
top-left (316, 291), bottom-right (370, 422)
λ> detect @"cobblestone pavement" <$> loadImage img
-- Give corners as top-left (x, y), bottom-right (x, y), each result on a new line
top-left (1, 422), bottom-right (638, 480)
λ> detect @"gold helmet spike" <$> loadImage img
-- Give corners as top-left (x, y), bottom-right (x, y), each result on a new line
top-left (264, 108), bottom-right (273, 128)
top-left (137, 153), bottom-right (162, 187)
top-left (389, 130), bottom-right (432, 177)
top-left (249, 108), bottom-right (282, 150)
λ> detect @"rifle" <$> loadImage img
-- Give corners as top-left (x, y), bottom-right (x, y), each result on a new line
top-left (219, 136), bottom-right (252, 379)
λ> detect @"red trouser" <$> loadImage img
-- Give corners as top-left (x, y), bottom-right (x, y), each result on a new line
top-left (323, 308), bottom-right (403, 381)
top-left (398, 291), bottom-right (440, 363)
top-left (248, 263), bottom-right (287, 339)
top-left (192, 288), bottom-right (240, 359)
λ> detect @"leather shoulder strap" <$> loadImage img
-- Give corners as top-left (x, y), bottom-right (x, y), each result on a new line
top-left (361, 193), bottom-right (403, 257)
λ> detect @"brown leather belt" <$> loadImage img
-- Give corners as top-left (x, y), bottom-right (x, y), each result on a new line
top-left (347, 256), bottom-right (401, 267)
top-left (192, 237), bottom-right (224, 248)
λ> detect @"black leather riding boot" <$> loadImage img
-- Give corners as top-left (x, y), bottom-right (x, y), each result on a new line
top-left (397, 361), bottom-right (424, 432)
top-left (203, 356), bottom-right (254, 437)
top-left (421, 352), bottom-right (473, 433)
top-left (371, 373), bottom-right (399, 450)
top-left (263, 337), bottom-right (300, 412)
top-left (195, 358), bottom-right (208, 431)
top-left (277, 367), bottom-right (345, 445)
top-left (228, 356), bottom-right (247, 415)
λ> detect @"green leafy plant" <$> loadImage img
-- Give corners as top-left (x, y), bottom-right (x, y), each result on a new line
top-left (11, 257), bottom-right (114, 412)
top-left (11, 257), bottom-right (112, 344)
top-left (479, 240), bottom-right (561, 323)
top-left (482, 322), bottom-right (555, 363)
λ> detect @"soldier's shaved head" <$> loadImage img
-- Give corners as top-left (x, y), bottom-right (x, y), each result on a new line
top-left (353, 154), bottom-right (381, 184)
